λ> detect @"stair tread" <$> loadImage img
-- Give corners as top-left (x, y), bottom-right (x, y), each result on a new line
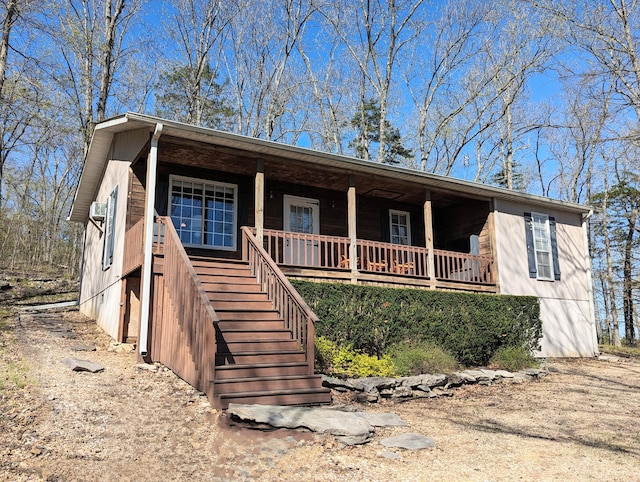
top-left (213, 374), bottom-right (321, 384)
top-left (217, 349), bottom-right (303, 355)
top-left (216, 361), bottom-right (308, 369)
top-left (217, 387), bottom-right (330, 399)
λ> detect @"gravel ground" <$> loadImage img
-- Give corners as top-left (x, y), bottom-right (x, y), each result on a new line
top-left (1, 307), bottom-right (639, 481)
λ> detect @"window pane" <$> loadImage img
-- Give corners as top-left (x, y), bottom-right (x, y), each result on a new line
top-left (171, 178), bottom-right (235, 249)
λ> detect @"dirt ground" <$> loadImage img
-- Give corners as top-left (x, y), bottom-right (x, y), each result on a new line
top-left (1, 307), bottom-right (639, 482)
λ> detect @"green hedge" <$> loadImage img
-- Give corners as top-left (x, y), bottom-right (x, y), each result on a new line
top-left (292, 281), bottom-right (541, 367)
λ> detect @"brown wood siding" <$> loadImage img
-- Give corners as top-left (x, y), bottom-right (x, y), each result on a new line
top-left (126, 163), bottom-right (146, 230)
top-left (264, 180), bottom-right (347, 237)
top-left (356, 196), bottom-right (426, 247)
top-left (433, 199), bottom-right (490, 252)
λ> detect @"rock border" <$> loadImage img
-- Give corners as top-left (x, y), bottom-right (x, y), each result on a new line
top-left (322, 367), bottom-right (546, 403)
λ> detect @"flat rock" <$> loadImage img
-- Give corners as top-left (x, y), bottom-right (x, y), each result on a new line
top-left (108, 342), bottom-right (135, 353)
top-left (449, 371), bottom-right (478, 385)
top-left (62, 358), bottom-right (104, 373)
top-left (380, 450), bottom-right (399, 460)
top-left (321, 375), bottom-right (357, 390)
top-left (70, 345), bottom-right (96, 352)
top-left (335, 434), bottom-right (371, 445)
top-left (136, 363), bottom-right (158, 372)
top-left (462, 369), bottom-right (490, 381)
top-left (402, 374), bottom-right (447, 388)
top-left (227, 404), bottom-right (374, 439)
top-left (494, 370), bottom-right (515, 378)
top-left (353, 412), bottom-right (407, 427)
top-left (356, 388), bottom-right (380, 403)
top-left (348, 377), bottom-right (399, 392)
top-left (391, 386), bottom-right (413, 398)
top-left (380, 433), bottom-right (435, 450)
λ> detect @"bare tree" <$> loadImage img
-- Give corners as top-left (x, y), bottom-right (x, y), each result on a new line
top-left (221, 0), bottom-right (314, 141)
top-left (316, 0), bottom-right (423, 162)
top-left (157, 0), bottom-right (237, 127)
top-left (42, 0), bottom-right (142, 155)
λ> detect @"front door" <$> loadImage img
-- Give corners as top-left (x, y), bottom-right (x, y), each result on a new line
top-left (283, 195), bottom-right (320, 266)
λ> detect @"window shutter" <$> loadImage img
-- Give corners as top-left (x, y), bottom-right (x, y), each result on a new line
top-left (524, 212), bottom-right (537, 278)
top-left (108, 186), bottom-right (118, 265)
top-left (549, 216), bottom-right (561, 280)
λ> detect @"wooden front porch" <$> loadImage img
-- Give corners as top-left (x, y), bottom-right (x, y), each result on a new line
top-left (257, 228), bottom-right (496, 292)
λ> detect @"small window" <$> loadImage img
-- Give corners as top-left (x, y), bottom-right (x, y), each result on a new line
top-left (102, 186), bottom-right (118, 270)
top-left (532, 213), bottom-right (553, 280)
top-left (169, 176), bottom-right (237, 250)
top-left (525, 212), bottom-right (561, 281)
top-left (389, 209), bottom-right (411, 245)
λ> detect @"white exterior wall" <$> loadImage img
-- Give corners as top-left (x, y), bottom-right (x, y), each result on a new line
top-left (79, 159), bottom-right (131, 339)
top-left (494, 199), bottom-right (596, 357)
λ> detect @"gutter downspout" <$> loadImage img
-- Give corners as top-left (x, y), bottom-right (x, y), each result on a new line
top-left (139, 123), bottom-right (163, 357)
top-left (582, 209), bottom-right (599, 356)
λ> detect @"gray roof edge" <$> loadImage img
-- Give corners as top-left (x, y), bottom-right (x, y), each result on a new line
top-left (69, 112), bottom-right (591, 222)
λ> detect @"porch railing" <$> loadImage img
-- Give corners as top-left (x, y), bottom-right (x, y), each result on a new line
top-left (357, 239), bottom-right (430, 277)
top-left (122, 217), bottom-right (145, 275)
top-left (433, 249), bottom-right (494, 285)
top-left (262, 228), bottom-right (351, 270)
top-left (153, 216), bottom-right (218, 394)
top-left (260, 228), bottom-right (494, 286)
top-left (242, 227), bottom-right (316, 374)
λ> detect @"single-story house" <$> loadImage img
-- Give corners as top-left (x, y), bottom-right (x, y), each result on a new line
top-left (68, 112), bottom-right (599, 408)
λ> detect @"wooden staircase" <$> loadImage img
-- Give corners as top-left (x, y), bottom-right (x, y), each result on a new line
top-left (190, 257), bottom-right (331, 409)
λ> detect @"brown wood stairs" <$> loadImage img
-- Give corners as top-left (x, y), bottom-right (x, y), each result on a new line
top-left (190, 257), bottom-right (331, 409)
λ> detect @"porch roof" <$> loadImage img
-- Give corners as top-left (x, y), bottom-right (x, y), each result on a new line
top-left (69, 112), bottom-right (591, 223)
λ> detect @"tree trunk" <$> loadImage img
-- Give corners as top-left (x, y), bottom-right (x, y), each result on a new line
top-left (622, 207), bottom-right (637, 344)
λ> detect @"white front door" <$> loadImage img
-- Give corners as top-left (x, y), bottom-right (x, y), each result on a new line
top-left (283, 195), bottom-right (320, 266)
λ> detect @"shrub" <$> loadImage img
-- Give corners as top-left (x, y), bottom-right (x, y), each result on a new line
top-left (295, 281), bottom-right (541, 367)
top-left (314, 336), bottom-right (396, 378)
top-left (387, 340), bottom-right (459, 376)
top-left (489, 346), bottom-right (538, 371)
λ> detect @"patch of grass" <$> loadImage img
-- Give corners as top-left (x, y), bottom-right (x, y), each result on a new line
top-left (0, 308), bottom-right (12, 332)
top-left (387, 340), bottom-right (460, 376)
top-left (15, 291), bottom-right (78, 306)
top-left (599, 344), bottom-right (640, 358)
top-left (489, 346), bottom-right (539, 371)
top-left (0, 307), bottom-right (32, 391)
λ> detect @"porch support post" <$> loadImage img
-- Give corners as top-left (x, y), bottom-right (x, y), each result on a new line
top-left (348, 174), bottom-right (358, 283)
top-left (255, 159), bottom-right (264, 244)
top-left (139, 123), bottom-right (163, 359)
top-left (488, 198), bottom-right (501, 292)
top-left (423, 189), bottom-right (436, 289)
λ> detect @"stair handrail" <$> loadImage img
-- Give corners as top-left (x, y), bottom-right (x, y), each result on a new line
top-left (241, 226), bottom-right (317, 374)
top-left (156, 216), bottom-right (219, 395)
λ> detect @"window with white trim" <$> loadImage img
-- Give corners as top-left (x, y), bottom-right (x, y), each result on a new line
top-left (389, 209), bottom-right (411, 245)
top-left (532, 213), bottom-right (553, 280)
top-left (169, 176), bottom-right (237, 250)
top-left (525, 211), bottom-right (561, 281)
top-left (102, 186), bottom-right (118, 270)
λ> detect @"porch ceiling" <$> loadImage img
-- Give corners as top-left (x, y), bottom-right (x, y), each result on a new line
top-left (159, 136), bottom-right (480, 206)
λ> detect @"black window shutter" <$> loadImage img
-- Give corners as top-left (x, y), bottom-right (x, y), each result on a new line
top-left (524, 212), bottom-right (537, 278)
top-left (549, 216), bottom-right (561, 280)
top-left (108, 186), bottom-right (118, 266)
